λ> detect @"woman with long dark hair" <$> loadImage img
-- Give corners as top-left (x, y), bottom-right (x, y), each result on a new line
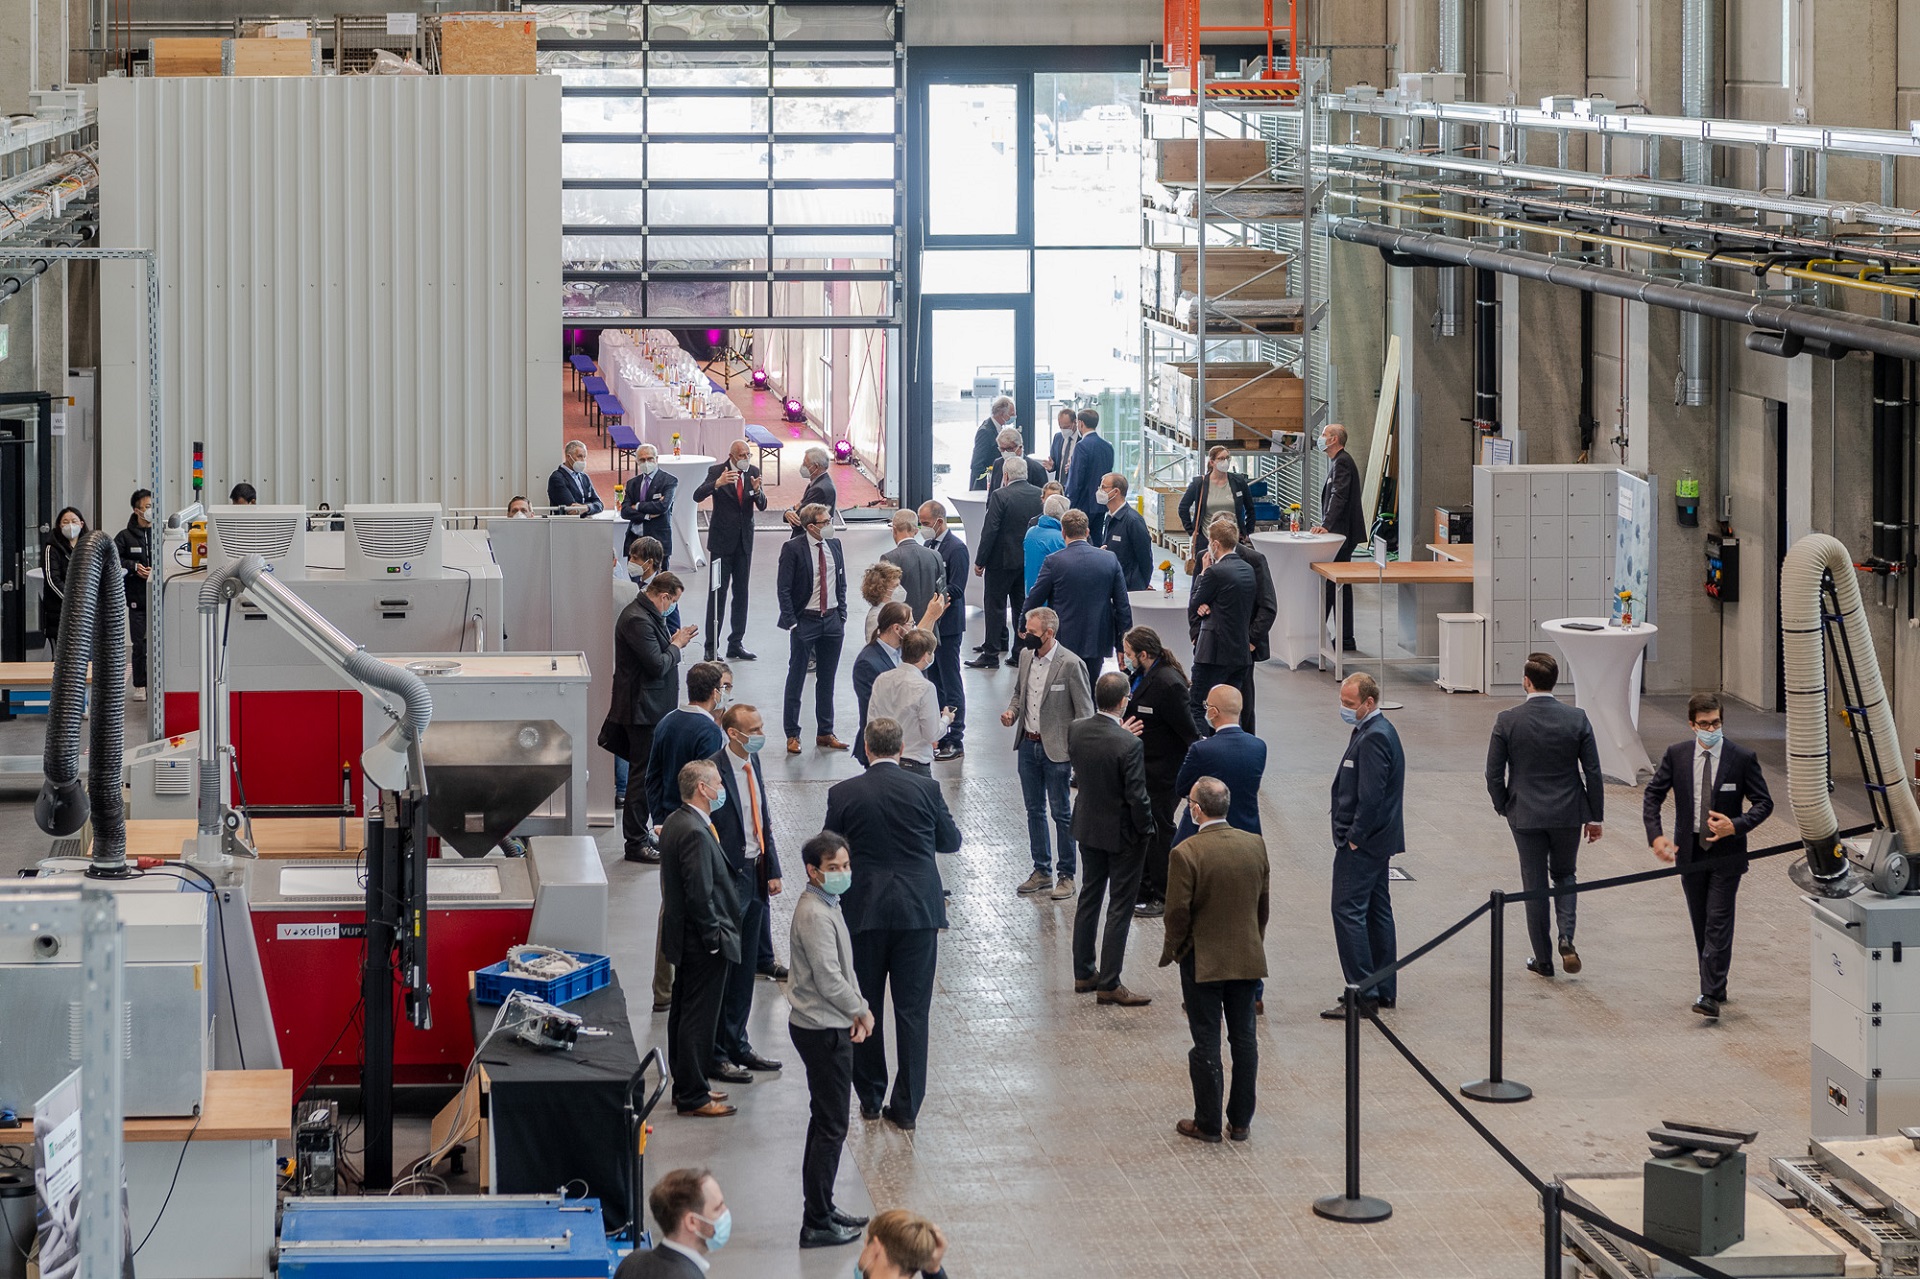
top-left (40, 506), bottom-right (88, 650)
top-left (1120, 625), bottom-right (1200, 916)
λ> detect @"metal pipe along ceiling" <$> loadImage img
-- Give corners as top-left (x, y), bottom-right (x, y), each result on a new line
top-left (1333, 219), bottom-right (1920, 363)
top-left (1676, 0), bottom-right (1717, 407)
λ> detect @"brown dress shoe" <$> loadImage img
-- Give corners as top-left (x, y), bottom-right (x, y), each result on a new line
top-left (1097, 985), bottom-right (1151, 1007)
top-left (708, 1090), bottom-right (729, 1102)
top-left (678, 1100), bottom-right (738, 1118)
top-left (816, 734), bottom-right (849, 751)
top-left (1073, 979), bottom-right (1097, 993)
top-left (787, 737), bottom-right (802, 755)
top-left (1176, 1119), bottom-right (1222, 1144)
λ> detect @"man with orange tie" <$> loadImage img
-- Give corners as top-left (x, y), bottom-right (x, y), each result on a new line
top-left (708, 704), bottom-right (786, 1078)
top-left (776, 503), bottom-right (851, 755)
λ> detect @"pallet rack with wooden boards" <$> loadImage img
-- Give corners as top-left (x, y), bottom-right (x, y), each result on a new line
top-left (1137, 40), bottom-right (1330, 557)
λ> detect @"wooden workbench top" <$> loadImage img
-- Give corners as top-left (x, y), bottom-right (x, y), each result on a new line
top-left (1426, 542), bottom-right (1474, 564)
top-left (1313, 559), bottom-right (1474, 585)
top-left (0, 662), bottom-right (58, 686)
top-left (126, 817), bottom-right (361, 860)
top-left (0, 1069), bottom-right (291, 1144)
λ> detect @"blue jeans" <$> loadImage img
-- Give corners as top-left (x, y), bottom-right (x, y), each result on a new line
top-left (1330, 844), bottom-right (1397, 1003)
top-left (1016, 736), bottom-right (1074, 877)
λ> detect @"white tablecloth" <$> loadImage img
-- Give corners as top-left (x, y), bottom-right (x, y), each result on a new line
top-left (1128, 588), bottom-right (1192, 668)
top-left (598, 330), bottom-right (742, 458)
top-left (1541, 617), bottom-right (1656, 784)
top-left (946, 493), bottom-right (989, 608)
top-left (658, 454), bottom-right (716, 572)
top-left (1251, 531), bottom-right (1348, 669)
top-left (638, 404), bottom-right (745, 459)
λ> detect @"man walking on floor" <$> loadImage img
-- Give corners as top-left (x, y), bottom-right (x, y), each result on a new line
top-left (775, 502), bottom-right (850, 755)
top-left (1324, 672), bottom-right (1405, 1019)
top-left (1161, 776), bottom-right (1269, 1144)
top-left (660, 759), bottom-right (741, 1117)
top-left (1485, 651), bottom-right (1604, 979)
top-left (1642, 692), bottom-right (1774, 1019)
top-left (1067, 672), bottom-right (1156, 1007)
top-left (693, 439), bottom-right (768, 661)
top-left (1002, 607), bottom-right (1093, 900)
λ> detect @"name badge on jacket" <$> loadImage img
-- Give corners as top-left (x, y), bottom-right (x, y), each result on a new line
top-left (1719, 783), bottom-right (1736, 792)
top-left (1342, 759), bottom-right (1355, 769)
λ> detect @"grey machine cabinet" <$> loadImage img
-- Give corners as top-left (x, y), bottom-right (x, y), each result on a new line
top-left (1472, 465), bottom-right (1620, 691)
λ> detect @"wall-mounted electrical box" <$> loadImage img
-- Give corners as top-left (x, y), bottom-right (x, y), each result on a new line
top-left (1706, 531), bottom-right (1739, 603)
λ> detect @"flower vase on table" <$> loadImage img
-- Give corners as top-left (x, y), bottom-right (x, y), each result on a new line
top-left (1616, 589), bottom-right (1635, 629)
top-left (1159, 560), bottom-right (1175, 594)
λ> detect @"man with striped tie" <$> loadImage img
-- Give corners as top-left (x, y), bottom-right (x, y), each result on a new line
top-left (776, 503), bottom-right (851, 756)
top-left (707, 704), bottom-right (786, 1079)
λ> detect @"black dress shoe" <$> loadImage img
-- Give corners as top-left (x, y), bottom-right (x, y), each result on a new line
top-left (1692, 995), bottom-right (1722, 1019)
top-left (738, 1050), bottom-right (784, 1072)
top-left (758, 963), bottom-right (790, 981)
top-left (1134, 899), bottom-right (1165, 917)
top-left (859, 1104), bottom-right (882, 1121)
top-left (1525, 957), bottom-right (1555, 978)
top-left (707, 1061), bottom-right (753, 1084)
top-left (881, 1106), bottom-right (915, 1132)
top-left (933, 743), bottom-right (963, 761)
top-left (624, 848), bottom-right (662, 864)
top-left (726, 647), bottom-right (757, 661)
top-left (829, 1208), bottom-right (869, 1229)
top-left (1228, 1125), bottom-right (1250, 1142)
top-left (799, 1222), bottom-right (864, 1249)
top-left (963, 654), bottom-right (1000, 670)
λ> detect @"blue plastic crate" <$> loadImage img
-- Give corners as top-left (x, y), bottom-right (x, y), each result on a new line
top-left (473, 950), bottom-right (611, 1006)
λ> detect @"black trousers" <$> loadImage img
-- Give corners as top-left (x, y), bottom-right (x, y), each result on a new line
top-left (1187, 662), bottom-right (1253, 736)
top-left (713, 548), bottom-right (753, 650)
top-left (788, 1023), bottom-right (853, 1228)
top-left (982, 565), bottom-right (1023, 654)
top-left (1324, 535), bottom-right (1359, 645)
top-left (1073, 842), bottom-right (1144, 990)
top-left (667, 945), bottom-right (729, 1111)
top-left (783, 611), bottom-right (844, 738)
top-left (929, 629), bottom-right (965, 745)
top-left (128, 605), bottom-right (149, 687)
top-left (850, 927), bottom-right (938, 1123)
top-left (1180, 955), bottom-right (1259, 1135)
top-left (1512, 826), bottom-right (1580, 966)
top-left (1139, 784), bottom-right (1179, 903)
top-left (1682, 860), bottom-right (1744, 1001)
top-left (715, 885), bottom-right (763, 1063)
top-left (620, 723), bottom-right (658, 857)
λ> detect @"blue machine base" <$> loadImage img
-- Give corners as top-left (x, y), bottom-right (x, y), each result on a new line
top-left (279, 1195), bottom-right (612, 1277)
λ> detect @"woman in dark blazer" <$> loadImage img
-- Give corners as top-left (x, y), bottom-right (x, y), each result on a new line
top-left (1122, 625), bottom-right (1201, 915)
top-left (1178, 447), bottom-right (1257, 540)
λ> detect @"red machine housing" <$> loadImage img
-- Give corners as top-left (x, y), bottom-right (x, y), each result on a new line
top-left (165, 689), bottom-right (365, 812)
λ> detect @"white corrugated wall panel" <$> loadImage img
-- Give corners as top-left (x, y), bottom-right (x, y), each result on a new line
top-left (98, 75), bottom-right (561, 514)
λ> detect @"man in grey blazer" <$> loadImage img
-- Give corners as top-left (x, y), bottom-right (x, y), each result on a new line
top-left (882, 509), bottom-right (945, 617)
top-left (1001, 606), bottom-right (1094, 900)
top-left (1484, 652), bottom-right (1604, 977)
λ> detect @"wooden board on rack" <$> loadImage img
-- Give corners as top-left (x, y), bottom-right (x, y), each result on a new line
top-left (1155, 138), bottom-right (1270, 186)
top-left (150, 37), bottom-right (225, 76)
top-left (439, 12), bottom-right (537, 74)
top-left (225, 37), bottom-right (318, 76)
top-left (1359, 334), bottom-right (1401, 535)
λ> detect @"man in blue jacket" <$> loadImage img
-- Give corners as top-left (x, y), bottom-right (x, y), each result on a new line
top-left (1062, 408), bottom-right (1115, 544)
top-left (1172, 687), bottom-right (1267, 843)
top-left (1098, 473), bottom-right (1154, 592)
top-left (1023, 510), bottom-right (1131, 674)
top-left (1022, 495), bottom-right (1068, 595)
top-left (619, 446), bottom-right (677, 559)
top-left (1324, 672), bottom-right (1405, 1019)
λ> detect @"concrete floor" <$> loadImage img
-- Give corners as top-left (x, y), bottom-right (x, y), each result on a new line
top-left (0, 523), bottom-right (1872, 1277)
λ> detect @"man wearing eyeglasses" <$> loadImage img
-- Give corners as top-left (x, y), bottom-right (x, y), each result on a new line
top-left (776, 503), bottom-right (851, 756)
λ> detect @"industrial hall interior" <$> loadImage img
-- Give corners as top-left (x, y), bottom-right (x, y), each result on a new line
top-left (21, 0), bottom-right (1920, 1276)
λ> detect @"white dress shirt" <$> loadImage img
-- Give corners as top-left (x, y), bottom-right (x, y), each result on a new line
top-left (1024, 644), bottom-right (1057, 734)
top-left (804, 533), bottom-right (840, 613)
top-left (868, 663), bottom-right (942, 763)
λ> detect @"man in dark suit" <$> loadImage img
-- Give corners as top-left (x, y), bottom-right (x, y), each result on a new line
top-left (1194, 514), bottom-right (1277, 731)
top-left (602, 574), bottom-right (697, 862)
top-left (775, 503), bottom-right (850, 756)
top-left (1485, 652), bottom-right (1605, 978)
top-left (1063, 408), bottom-right (1115, 544)
top-left (1099, 473), bottom-right (1154, 591)
top-left (970, 456), bottom-right (1045, 670)
top-left (1186, 522), bottom-right (1256, 734)
top-left (1121, 626), bottom-right (1200, 916)
top-left (1068, 673), bottom-right (1156, 1007)
top-left (968, 396), bottom-right (1015, 490)
top-left (1311, 423), bottom-right (1365, 652)
top-left (1173, 686), bottom-right (1267, 843)
top-left (1160, 777), bottom-right (1269, 1144)
top-left (612, 1168), bottom-right (730, 1278)
top-left (852, 602), bottom-right (910, 768)
top-left (823, 718), bottom-right (962, 1131)
top-left (707, 704), bottom-right (784, 1079)
top-left (548, 439), bottom-right (604, 516)
top-left (785, 446), bottom-right (838, 538)
top-left (659, 759), bottom-right (741, 1116)
top-left (985, 426), bottom-right (1050, 495)
top-left (693, 440), bottom-right (768, 661)
top-left (1643, 692), bottom-right (1775, 1019)
top-left (1046, 406), bottom-right (1078, 482)
top-left (1325, 672), bottom-right (1404, 1019)
top-left (882, 509), bottom-right (943, 617)
top-left (916, 501), bottom-right (969, 760)
top-left (620, 446), bottom-right (676, 559)
top-left (1022, 509), bottom-right (1131, 673)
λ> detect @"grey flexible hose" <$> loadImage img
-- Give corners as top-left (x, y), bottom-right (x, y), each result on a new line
top-left (344, 647), bottom-right (433, 748)
top-left (36, 529), bottom-right (130, 874)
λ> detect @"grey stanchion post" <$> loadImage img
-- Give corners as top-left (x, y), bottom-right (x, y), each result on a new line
top-left (1312, 985), bottom-right (1393, 1223)
top-left (1461, 888), bottom-right (1533, 1103)
top-left (1542, 1180), bottom-right (1565, 1279)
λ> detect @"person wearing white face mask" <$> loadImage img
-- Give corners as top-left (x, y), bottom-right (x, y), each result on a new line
top-left (693, 440), bottom-right (768, 660)
top-left (706, 703), bottom-right (786, 1080)
top-left (1098, 472), bottom-right (1153, 591)
top-left (786, 830), bottom-right (873, 1249)
top-left (1178, 445), bottom-right (1256, 542)
top-left (547, 440), bottom-right (604, 517)
top-left (40, 506), bottom-right (88, 651)
top-left (660, 759), bottom-right (742, 1118)
top-left (785, 446), bottom-right (838, 538)
top-left (1325, 671), bottom-right (1404, 1019)
top-left (620, 445), bottom-right (677, 560)
top-left (613, 1168), bottom-right (730, 1278)
top-left (1642, 692), bottom-right (1774, 1019)
top-left (505, 495), bottom-right (534, 518)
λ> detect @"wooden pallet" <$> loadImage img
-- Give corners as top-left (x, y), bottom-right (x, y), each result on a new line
top-left (150, 37), bottom-right (224, 76)
top-left (226, 37), bottom-right (319, 76)
top-left (1143, 302), bottom-right (1307, 337)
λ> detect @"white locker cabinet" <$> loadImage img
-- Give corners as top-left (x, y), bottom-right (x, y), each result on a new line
top-left (1471, 464), bottom-right (1639, 690)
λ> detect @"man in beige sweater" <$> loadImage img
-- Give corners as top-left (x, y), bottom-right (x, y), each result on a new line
top-left (1160, 776), bottom-right (1270, 1144)
top-left (788, 831), bottom-right (876, 1250)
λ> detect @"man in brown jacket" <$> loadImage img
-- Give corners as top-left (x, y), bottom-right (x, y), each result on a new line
top-left (1160, 776), bottom-right (1270, 1144)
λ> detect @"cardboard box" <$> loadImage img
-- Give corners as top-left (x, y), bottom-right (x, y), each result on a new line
top-left (1144, 486), bottom-right (1188, 536)
top-left (149, 37), bottom-right (224, 76)
top-left (1143, 245), bottom-right (1290, 313)
top-left (1154, 138), bottom-right (1270, 187)
top-left (440, 12), bottom-right (538, 74)
top-left (1157, 362), bottom-right (1305, 434)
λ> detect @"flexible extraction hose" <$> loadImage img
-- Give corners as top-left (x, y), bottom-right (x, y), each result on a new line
top-left (35, 530), bottom-right (130, 875)
top-left (1781, 533), bottom-right (1920, 883)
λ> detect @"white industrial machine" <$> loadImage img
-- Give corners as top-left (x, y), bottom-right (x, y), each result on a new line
top-left (344, 503), bottom-right (446, 581)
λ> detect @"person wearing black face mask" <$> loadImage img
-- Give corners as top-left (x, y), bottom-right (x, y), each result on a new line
top-left (40, 506), bottom-right (88, 651)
